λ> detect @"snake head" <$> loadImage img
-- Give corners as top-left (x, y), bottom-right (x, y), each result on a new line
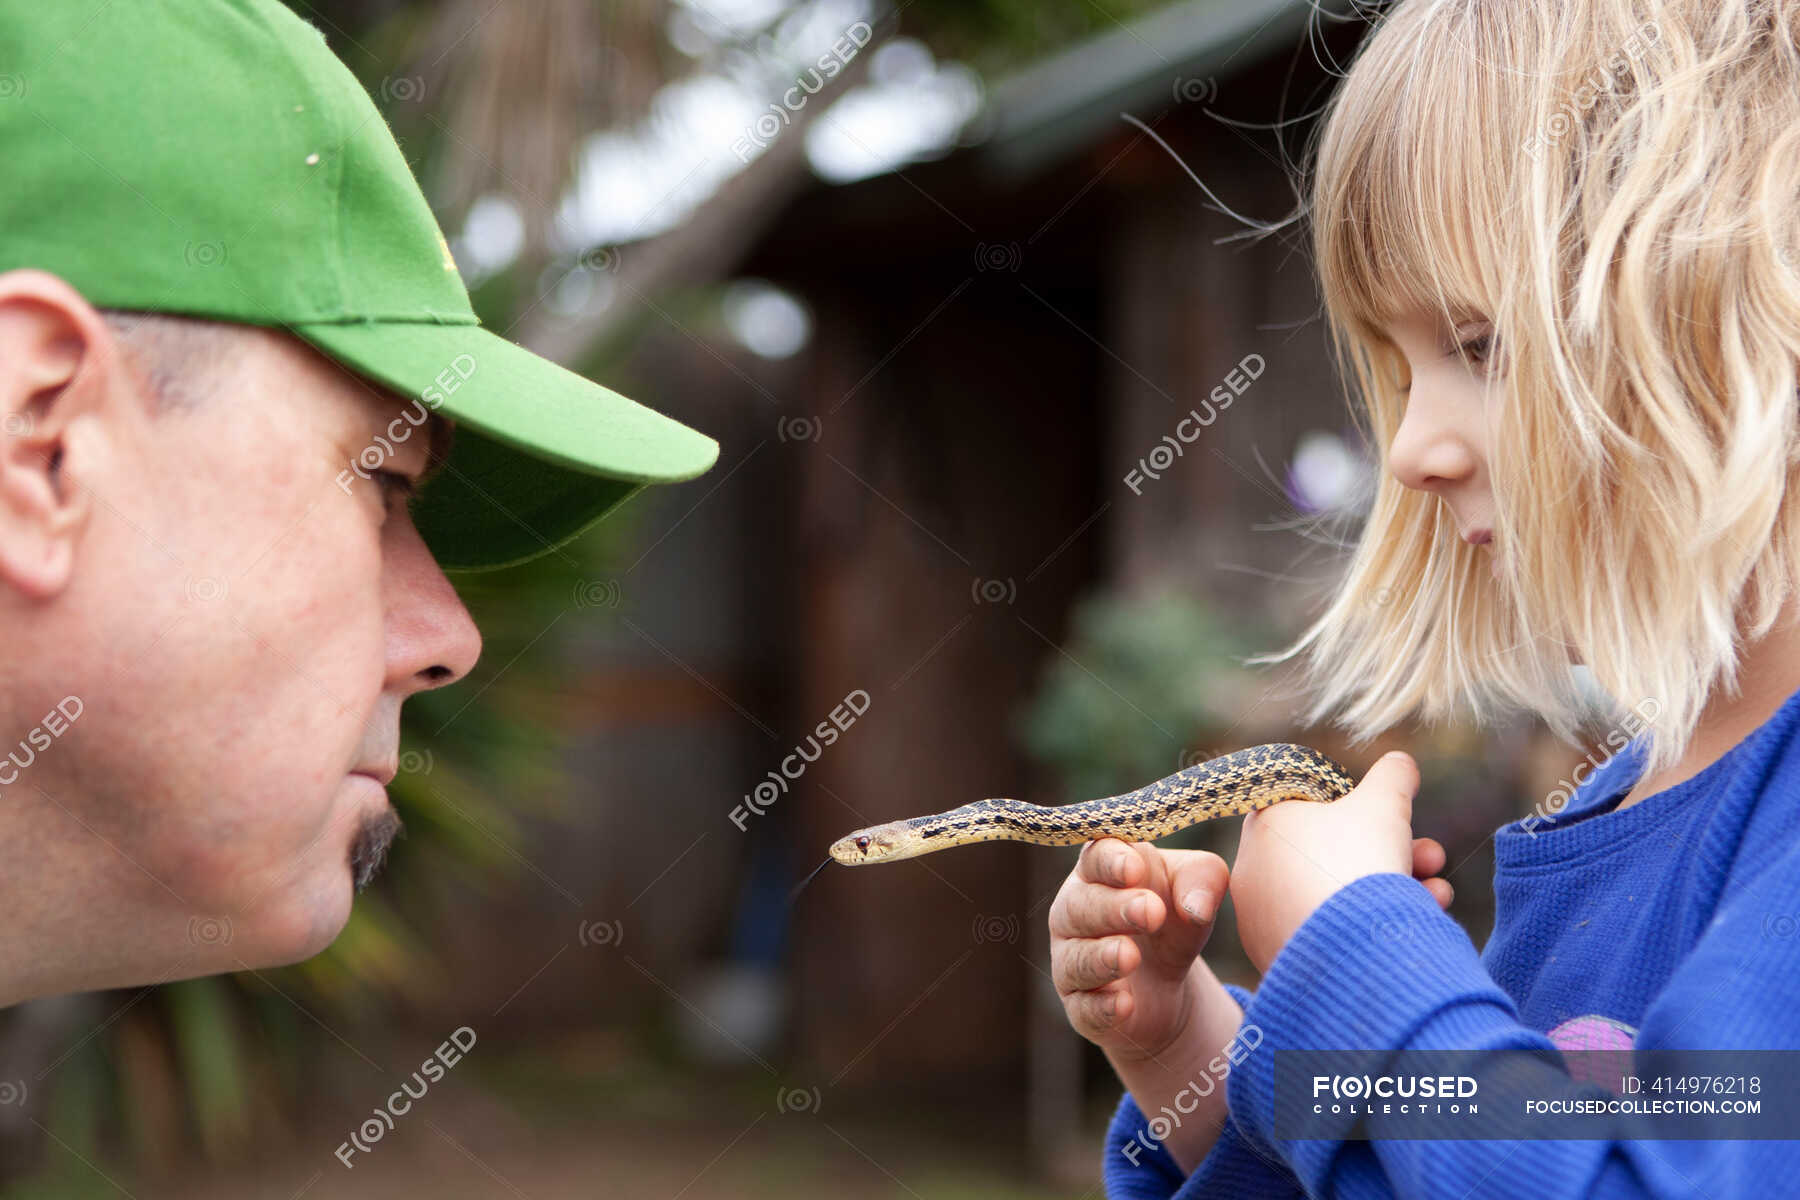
top-left (828, 823), bottom-right (916, 865)
top-left (828, 830), bottom-right (876, 864)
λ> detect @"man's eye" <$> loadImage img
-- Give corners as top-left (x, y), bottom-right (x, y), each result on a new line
top-left (375, 471), bottom-right (418, 502)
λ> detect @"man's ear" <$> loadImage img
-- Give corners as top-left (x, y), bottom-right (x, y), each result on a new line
top-left (0, 270), bottom-right (122, 601)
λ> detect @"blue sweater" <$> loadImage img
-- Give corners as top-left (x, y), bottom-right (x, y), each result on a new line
top-left (1104, 684), bottom-right (1800, 1198)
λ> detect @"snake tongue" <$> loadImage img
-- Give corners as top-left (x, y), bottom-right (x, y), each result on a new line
top-left (787, 856), bottom-right (834, 906)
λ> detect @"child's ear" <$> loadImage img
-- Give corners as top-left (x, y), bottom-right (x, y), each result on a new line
top-left (0, 270), bottom-right (116, 601)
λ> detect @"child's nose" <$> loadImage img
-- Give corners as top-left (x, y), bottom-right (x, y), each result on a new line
top-left (1388, 397), bottom-right (1478, 493)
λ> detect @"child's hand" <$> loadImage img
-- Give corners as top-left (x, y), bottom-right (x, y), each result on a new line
top-left (1231, 751), bottom-right (1453, 973)
top-left (1048, 838), bottom-right (1232, 1062)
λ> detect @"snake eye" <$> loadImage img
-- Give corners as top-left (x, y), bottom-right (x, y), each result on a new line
top-left (854, 835), bottom-right (871, 854)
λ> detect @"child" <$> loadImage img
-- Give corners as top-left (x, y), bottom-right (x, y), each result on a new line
top-left (1049, 0), bottom-right (1800, 1195)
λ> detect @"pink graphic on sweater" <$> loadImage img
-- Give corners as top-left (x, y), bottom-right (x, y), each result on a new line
top-left (1547, 1014), bottom-right (1638, 1092)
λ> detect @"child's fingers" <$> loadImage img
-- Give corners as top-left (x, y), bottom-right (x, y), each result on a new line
top-left (1062, 979), bottom-right (1134, 1033)
top-left (1076, 837), bottom-right (1148, 888)
top-left (1051, 933), bottom-right (1141, 993)
top-left (1411, 836), bottom-right (1446, 878)
top-left (1421, 876), bottom-right (1454, 909)
top-left (1049, 879), bottom-right (1164, 940)
top-left (1162, 849), bottom-right (1229, 925)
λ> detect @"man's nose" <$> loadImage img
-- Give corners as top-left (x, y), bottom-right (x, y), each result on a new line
top-left (384, 521), bottom-right (483, 694)
top-left (1387, 390), bottom-right (1477, 493)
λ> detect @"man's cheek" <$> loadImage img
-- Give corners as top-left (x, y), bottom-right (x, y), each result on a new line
top-left (145, 783), bottom-right (330, 915)
top-left (256, 517), bottom-right (386, 666)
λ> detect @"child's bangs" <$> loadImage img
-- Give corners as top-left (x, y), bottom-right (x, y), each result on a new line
top-left (1312, 0), bottom-right (1511, 352)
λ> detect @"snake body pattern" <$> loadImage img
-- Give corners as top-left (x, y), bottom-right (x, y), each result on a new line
top-left (829, 743), bottom-right (1356, 865)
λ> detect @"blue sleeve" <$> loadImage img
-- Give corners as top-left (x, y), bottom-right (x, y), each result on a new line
top-left (1102, 984), bottom-right (1305, 1199)
top-left (1227, 864), bottom-right (1800, 1198)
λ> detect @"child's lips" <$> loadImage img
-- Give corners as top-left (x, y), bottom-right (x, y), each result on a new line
top-left (1461, 528), bottom-right (1500, 578)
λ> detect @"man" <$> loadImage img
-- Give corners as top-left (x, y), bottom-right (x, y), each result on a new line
top-left (0, 2), bottom-right (718, 1007)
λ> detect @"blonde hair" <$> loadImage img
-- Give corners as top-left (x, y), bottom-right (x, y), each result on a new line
top-left (1263, 0), bottom-right (1800, 776)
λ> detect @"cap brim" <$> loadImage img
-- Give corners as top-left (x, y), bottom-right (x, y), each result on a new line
top-left (289, 320), bottom-right (719, 572)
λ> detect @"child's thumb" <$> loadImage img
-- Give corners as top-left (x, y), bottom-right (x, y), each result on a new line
top-left (1354, 750), bottom-right (1420, 820)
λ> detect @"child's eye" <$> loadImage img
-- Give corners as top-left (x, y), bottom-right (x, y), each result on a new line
top-left (1457, 332), bottom-right (1494, 364)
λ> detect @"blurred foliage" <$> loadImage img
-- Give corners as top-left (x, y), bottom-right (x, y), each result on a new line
top-left (305, 0), bottom-right (1183, 247)
top-left (900, 0), bottom-right (1173, 74)
top-left (1017, 583), bottom-right (1271, 804)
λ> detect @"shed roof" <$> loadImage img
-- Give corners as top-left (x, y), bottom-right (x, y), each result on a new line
top-left (974, 0), bottom-right (1323, 176)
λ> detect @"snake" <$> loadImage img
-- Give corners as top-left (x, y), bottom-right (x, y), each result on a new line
top-left (828, 743), bottom-right (1354, 865)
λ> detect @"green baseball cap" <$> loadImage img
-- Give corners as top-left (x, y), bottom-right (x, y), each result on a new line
top-left (0, 1), bottom-right (719, 571)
